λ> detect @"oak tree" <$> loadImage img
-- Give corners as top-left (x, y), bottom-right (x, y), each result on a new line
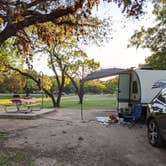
top-left (0, 0), bottom-right (146, 47)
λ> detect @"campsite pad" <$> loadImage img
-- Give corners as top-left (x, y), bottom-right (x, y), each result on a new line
top-left (0, 108), bottom-right (56, 119)
top-left (0, 108), bottom-right (166, 166)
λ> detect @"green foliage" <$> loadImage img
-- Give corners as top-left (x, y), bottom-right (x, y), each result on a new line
top-left (0, 71), bottom-right (26, 93)
top-left (84, 81), bottom-right (105, 94)
top-left (0, 69), bottom-right (52, 94)
top-left (68, 52), bottom-right (100, 80)
top-left (0, 39), bottom-right (23, 67)
top-left (144, 53), bottom-right (166, 70)
top-left (24, 78), bottom-right (38, 92)
top-left (129, 1), bottom-right (166, 69)
top-left (0, 0), bottom-right (147, 46)
top-left (63, 81), bottom-right (76, 94)
top-left (103, 77), bottom-right (118, 94)
top-left (42, 75), bottom-right (52, 91)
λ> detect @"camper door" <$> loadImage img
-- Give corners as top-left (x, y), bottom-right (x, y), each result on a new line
top-left (118, 73), bottom-right (130, 108)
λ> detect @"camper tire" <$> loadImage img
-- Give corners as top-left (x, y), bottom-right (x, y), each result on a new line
top-left (147, 119), bottom-right (163, 147)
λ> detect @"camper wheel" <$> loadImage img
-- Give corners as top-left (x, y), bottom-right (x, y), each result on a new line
top-left (147, 119), bottom-right (163, 147)
top-left (141, 106), bottom-right (147, 121)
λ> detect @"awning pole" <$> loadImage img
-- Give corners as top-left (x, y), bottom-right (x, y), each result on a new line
top-left (81, 102), bottom-right (83, 120)
top-left (79, 79), bottom-right (84, 121)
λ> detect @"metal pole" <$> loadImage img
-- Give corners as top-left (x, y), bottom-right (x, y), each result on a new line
top-left (42, 72), bottom-right (44, 109)
top-left (80, 79), bottom-right (84, 121)
top-left (40, 71), bottom-right (44, 109)
top-left (41, 88), bottom-right (44, 109)
top-left (81, 102), bottom-right (83, 120)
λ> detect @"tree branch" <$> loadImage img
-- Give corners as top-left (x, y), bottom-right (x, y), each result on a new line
top-left (54, 20), bottom-right (98, 28)
top-left (48, 48), bottom-right (61, 88)
top-left (0, 0), bottom-right (86, 45)
top-left (6, 65), bottom-right (39, 84)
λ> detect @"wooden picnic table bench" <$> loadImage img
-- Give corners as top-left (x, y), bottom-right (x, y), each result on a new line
top-left (26, 102), bottom-right (41, 112)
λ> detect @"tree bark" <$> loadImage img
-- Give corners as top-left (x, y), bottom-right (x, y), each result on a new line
top-left (56, 68), bottom-right (66, 107)
top-left (43, 88), bottom-right (57, 107)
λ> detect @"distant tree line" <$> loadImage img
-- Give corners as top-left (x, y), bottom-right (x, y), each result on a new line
top-left (0, 71), bottom-right (118, 95)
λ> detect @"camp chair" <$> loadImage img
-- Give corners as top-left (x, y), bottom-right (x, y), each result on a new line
top-left (122, 104), bottom-right (142, 127)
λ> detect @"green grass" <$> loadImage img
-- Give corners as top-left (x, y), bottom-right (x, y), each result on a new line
top-left (0, 149), bottom-right (34, 166)
top-left (0, 131), bottom-right (34, 165)
top-left (42, 94), bottom-right (116, 109)
top-left (0, 94), bottom-right (116, 110)
top-left (0, 131), bottom-right (9, 141)
top-left (61, 94), bottom-right (116, 109)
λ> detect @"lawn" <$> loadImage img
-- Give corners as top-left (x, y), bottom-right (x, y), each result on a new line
top-left (61, 94), bottom-right (116, 109)
top-left (0, 94), bottom-right (117, 110)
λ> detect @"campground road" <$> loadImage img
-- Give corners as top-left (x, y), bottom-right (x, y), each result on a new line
top-left (0, 108), bottom-right (166, 166)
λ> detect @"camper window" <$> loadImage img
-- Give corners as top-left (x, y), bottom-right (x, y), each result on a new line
top-left (132, 81), bottom-right (138, 94)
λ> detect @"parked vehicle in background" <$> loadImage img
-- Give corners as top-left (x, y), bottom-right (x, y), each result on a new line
top-left (147, 80), bottom-right (166, 147)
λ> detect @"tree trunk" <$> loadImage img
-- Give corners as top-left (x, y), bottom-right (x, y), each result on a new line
top-left (56, 71), bottom-right (66, 107)
top-left (78, 92), bottom-right (84, 104)
top-left (43, 89), bottom-right (58, 107)
top-left (66, 74), bottom-right (85, 104)
top-left (56, 91), bottom-right (62, 107)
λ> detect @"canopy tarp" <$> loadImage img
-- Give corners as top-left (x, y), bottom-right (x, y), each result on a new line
top-left (82, 68), bottom-right (126, 82)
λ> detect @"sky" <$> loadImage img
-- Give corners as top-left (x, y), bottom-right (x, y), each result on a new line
top-left (81, 2), bottom-right (155, 70)
top-left (33, 2), bottom-right (155, 75)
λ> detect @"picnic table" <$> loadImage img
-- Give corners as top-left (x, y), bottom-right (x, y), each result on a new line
top-left (1, 97), bottom-right (41, 113)
top-left (11, 98), bottom-right (36, 112)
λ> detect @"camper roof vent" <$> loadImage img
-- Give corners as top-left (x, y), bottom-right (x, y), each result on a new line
top-left (139, 66), bottom-right (153, 70)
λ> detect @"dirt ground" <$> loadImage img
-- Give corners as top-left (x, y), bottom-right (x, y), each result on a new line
top-left (0, 108), bottom-right (166, 166)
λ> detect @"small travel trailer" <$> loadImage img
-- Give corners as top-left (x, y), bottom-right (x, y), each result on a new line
top-left (82, 68), bottom-right (166, 119)
top-left (117, 68), bottom-right (166, 119)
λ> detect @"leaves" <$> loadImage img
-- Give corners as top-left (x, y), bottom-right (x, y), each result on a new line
top-left (0, 0), bottom-right (148, 45)
top-left (144, 53), bottom-right (166, 70)
top-left (129, 1), bottom-right (166, 69)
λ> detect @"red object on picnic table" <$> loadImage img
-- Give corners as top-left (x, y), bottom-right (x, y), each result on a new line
top-left (11, 98), bottom-right (36, 112)
top-left (11, 98), bottom-right (36, 104)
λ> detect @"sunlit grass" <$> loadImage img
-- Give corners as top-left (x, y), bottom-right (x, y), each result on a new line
top-left (0, 99), bottom-right (11, 105)
top-left (43, 94), bottom-right (116, 109)
top-left (0, 94), bottom-right (117, 110)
